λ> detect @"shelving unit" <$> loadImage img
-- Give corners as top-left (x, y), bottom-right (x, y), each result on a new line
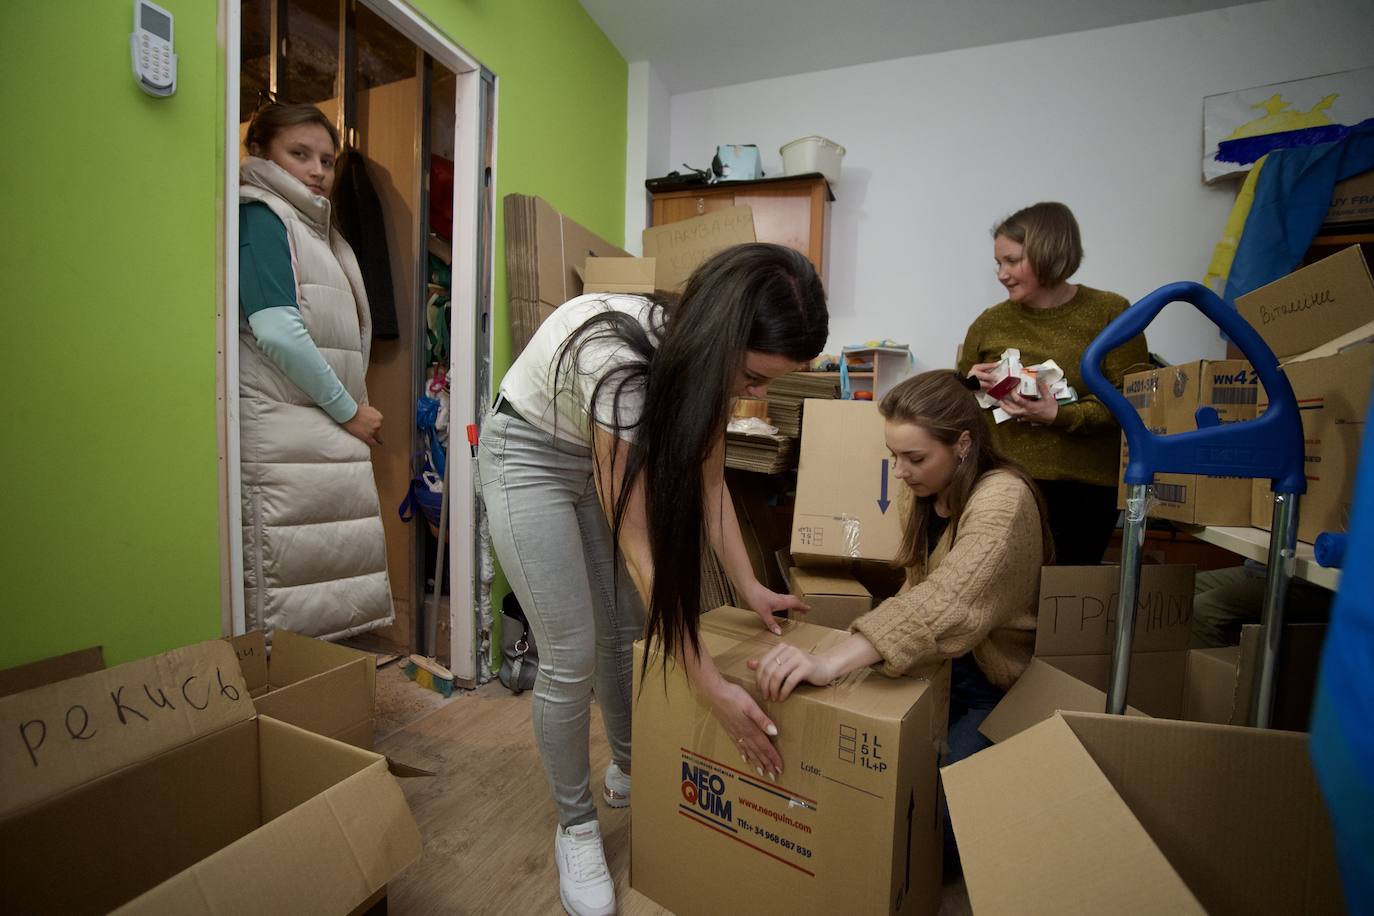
top-left (1179, 524), bottom-right (1341, 591)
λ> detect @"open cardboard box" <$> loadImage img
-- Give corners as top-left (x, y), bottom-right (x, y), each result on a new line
top-left (632, 606), bottom-right (949, 916)
top-left (981, 566), bottom-right (1325, 742)
top-left (229, 629), bottom-right (377, 748)
top-left (0, 639), bottom-right (421, 915)
top-left (944, 711), bottom-right (1344, 915)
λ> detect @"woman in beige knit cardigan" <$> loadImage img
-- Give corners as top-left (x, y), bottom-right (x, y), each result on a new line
top-left (752, 370), bottom-right (1053, 764)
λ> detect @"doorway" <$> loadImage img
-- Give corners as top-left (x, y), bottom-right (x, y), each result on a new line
top-left (222, 0), bottom-right (494, 685)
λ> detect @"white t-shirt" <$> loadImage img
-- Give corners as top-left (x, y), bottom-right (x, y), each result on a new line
top-left (499, 294), bottom-right (664, 447)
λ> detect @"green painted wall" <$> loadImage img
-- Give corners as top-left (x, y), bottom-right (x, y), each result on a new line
top-left (0, 1), bottom-right (625, 669)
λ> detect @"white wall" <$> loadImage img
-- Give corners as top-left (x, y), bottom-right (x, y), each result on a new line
top-left (625, 61), bottom-right (671, 254)
top-left (664, 0), bottom-right (1374, 367)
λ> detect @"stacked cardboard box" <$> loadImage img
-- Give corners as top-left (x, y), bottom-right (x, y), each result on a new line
top-left (791, 399), bottom-right (903, 565)
top-left (726, 428), bottom-right (796, 474)
top-left (0, 640), bottom-right (421, 915)
top-left (502, 194), bottom-right (629, 355)
top-left (786, 565), bottom-right (872, 630)
top-left (1236, 245), bottom-right (1374, 543)
top-left (766, 371), bottom-right (842, 437)
top-left (1116, 359), bottom-right (1259, 524)
top-left (631, 607), bottom-right (949, 916)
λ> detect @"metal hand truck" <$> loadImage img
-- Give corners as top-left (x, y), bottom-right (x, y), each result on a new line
top-left (1080, 282), bottom-right (1306, 728)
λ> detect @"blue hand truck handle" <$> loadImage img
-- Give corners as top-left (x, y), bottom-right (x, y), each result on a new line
top-left (1080, 281), bottom-right (1306, 494)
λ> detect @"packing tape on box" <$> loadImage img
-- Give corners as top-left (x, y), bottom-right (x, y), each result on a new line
top-left (839, 514), bottom-right (862, 558)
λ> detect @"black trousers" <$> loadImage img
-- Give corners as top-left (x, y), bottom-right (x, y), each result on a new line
top-left (1034, 479), bottom-right (1120, 566)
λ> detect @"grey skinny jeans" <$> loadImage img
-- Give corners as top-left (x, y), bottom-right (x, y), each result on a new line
top-left (478, 407), bottom-right (646, 827)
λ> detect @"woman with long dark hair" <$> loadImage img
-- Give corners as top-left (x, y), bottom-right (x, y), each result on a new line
top-left (479, 243), bottom-right (828, 916)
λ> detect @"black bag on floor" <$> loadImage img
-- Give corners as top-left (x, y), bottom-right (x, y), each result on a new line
top-left (499, 593), bottom-right (538, 694)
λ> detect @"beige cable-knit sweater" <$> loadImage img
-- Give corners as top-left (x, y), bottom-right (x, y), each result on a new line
top-left (851, 470), bottom-right (1043, 690)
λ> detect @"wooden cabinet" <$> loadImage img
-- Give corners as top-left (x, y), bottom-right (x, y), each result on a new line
top-left (649, 174), bottom-right (834, 284)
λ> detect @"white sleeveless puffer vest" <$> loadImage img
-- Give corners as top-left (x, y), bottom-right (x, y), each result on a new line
top-left (239, 156), bottom-right (394, 639)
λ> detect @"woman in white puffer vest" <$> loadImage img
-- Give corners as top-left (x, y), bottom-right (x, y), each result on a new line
top-left (238, 103), bottom-right (393, 639)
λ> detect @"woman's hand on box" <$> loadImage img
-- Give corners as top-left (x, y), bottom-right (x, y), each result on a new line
top-left (707, 679), bottom-right (785, 778)
top-left (740, 580), bottom-right (809, 637)
top-left (750, 643), bottom-right (838, 703)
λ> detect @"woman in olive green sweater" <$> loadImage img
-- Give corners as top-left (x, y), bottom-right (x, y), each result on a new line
top-left (958, 202), bottom-right (1149, 565)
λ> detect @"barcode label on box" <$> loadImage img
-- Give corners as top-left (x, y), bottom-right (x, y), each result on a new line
top-left (1211, 387), bottom-right (1258, 405)
top-left (1154, 483), bottom-right (1188, 505)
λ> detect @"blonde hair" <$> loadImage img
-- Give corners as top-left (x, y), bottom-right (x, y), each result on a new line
top-left (879, 370), bottom-right (1054, 569)
top-left (992, 201), bottom-right (1083, 287)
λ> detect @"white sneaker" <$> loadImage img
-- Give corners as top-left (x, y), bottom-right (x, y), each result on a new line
top-left (555, 821), bottom-right (616, 916)
top-left (603, 763), bottom-right (631, 808)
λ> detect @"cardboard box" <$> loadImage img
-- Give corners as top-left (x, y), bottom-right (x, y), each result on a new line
top-left (1235, 245), bottom-right (1374, 362)
top-left (229, 629), bottom-right (377, 748)
top-left (788, 566), bottom-right (872, 630)
top-left (642, 205), bottom-right (757, 293)
top-left (1117, 360), bottom-right (1258, 525)
top-left (0, 646), bottom-right (104, 698)
top-left (791, 400), bottom-right (903, 563)
top-left (579, 256), bottom-right (657, 294)
top-left (981, 566), bottom-right (1325, 740)
top-left (980, 564), bottom-right (1196, 742)
top-left (1325, 168), bottom-right (1374, 225)
top-left (1250, 341), bottom-right (1374, 543)
top-left (631, 607), bottom-right (950, 916)
top-left (0, 640), bottom-right (421, 915)
top-left (944, 711), bottom-right (1343, 915)
top-left (503, 194), bottom-right (630, 353)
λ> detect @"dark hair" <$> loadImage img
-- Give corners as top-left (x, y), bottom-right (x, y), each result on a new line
top-left (559, 243), bottom-right (828, 672)
top-left (879, 370), bottom-right (1054, 568)
top-left (992, 201), bottom-right (1083, 287)
top-left (245, 103), bottom-right (340, 155)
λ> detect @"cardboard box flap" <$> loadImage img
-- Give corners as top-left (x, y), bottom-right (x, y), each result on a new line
top-left (1060, 712), bottom-right (1343, 915)
top-left (269, 629), bottom-right (376, 696)
top-left (642, 205), bottom-right (756, 293)
top-left (1236, 245), bottom-right (1374, 360)
top-left (944, 713), bottom-right (1205, 915)
top-left (789, 567), bottom-right (872, 599)
top-left (0, 646), bottom-right (105, 698)
top-left (229, 630), bottom-right (269, 692)
top-left (979, 658), bottom-right (1148, 744)
top-left (115, 731), bottom-right (422, 915)
top-left (1035, 565), bottom-right (1194, 657)
top-left (699, 606), bottom-right (935, 721)
top-left (251, 657), bottom-right (373, 746)
top-left (0, 639), bottom-right (251, 818)
top-left (1280, 319), bottom-right (1374, 365)
top-left (580, 256), bottom-right (657, 294)
top-left (532, 197), bottom-right (630, 309)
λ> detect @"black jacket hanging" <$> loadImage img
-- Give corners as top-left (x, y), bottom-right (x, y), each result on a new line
top-left (333, 150), bottom-right (400, 340)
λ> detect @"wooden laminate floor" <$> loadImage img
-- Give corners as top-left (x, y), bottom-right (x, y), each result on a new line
top-left (374, 668), bottom-right (971, 916)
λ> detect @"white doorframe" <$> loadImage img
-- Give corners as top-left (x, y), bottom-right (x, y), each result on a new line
top-left (220, 0), bottom-right (491, 686)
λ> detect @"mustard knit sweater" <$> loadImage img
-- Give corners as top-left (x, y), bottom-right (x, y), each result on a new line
top-left (852, 470), bottom-right (1044, 690)
top-left (957, 286), bottom-right (1150, 488)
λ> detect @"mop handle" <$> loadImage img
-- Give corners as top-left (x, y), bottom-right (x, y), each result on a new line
top-left (1080, 281), bottom-right (1306, 495)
